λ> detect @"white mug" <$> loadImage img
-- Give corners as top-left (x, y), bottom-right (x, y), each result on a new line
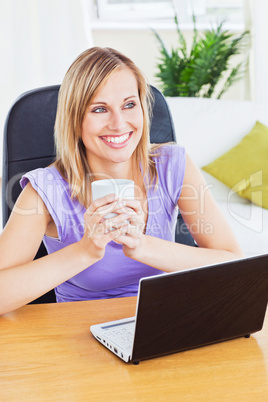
top-left (91, 179), bottom-right (134, 218)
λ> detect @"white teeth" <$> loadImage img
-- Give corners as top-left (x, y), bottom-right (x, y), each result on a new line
top-left (103, 133), bottom-right (129, 144)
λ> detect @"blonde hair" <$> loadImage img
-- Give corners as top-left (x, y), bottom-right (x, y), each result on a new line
top-left (54, 47), bottom-right (159, 206)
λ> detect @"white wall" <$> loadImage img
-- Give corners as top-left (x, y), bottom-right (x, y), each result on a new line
top-left (0, 5), bottom-right (250, 179)
top-left (249, 1), bottom-right (268, 102)
top-left (0, 0), bottom-right (92, 178)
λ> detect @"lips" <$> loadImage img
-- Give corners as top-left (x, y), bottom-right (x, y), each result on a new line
top-left (100, 132), bottom-right (132, 147)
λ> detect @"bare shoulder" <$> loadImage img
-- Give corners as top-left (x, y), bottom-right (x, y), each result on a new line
top-left (14, 182), bottom-right (50, 216)
top-left (178, 153), bottom-right (209, 208)
top-left (182, 153), bottom-right (207, 186)
top-left (0, 183), bottom-right (52, 269)
top-left (178, 153), bottom-right (243, 254)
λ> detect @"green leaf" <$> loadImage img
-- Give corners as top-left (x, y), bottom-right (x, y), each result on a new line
top-left (152, 15), bottom-right (250, 98)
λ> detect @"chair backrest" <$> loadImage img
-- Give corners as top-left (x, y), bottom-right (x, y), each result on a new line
top-left (2, 85), bottom-right (176, 227)
top-left (2, 85), bottom-right (194, 303)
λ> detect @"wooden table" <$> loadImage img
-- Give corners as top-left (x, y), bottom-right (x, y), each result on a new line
top-left (0, 297), bottom-right (267, 401)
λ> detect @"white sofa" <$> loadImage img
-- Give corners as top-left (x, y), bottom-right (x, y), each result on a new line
top-left (166, 96), bottom-right (268, 257)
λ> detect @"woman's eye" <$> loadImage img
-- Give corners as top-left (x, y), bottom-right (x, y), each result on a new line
top-left (124, 102), bottom-right (135, 109)
top-left (92, 107), bottom-right (106, 113)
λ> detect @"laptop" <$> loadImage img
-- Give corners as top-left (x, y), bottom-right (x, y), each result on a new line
top-left (90, 254), bottom-right (268, 364)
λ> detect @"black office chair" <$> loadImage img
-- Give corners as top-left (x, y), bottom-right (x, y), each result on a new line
top-left (2, 85), bottom-right (195, 304)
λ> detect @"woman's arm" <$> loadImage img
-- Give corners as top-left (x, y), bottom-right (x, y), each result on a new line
top-left (119, 154), bottom-right (244, 271)
top-left (0, 184), bottom-right (128, 315)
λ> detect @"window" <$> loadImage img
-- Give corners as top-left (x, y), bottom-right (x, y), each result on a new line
top-left (94, 0), bottom-right (244, 25)
top-left (95, 0), bottom-right (173, 21)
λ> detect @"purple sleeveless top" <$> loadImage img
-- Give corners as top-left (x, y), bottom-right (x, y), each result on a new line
top-left (20, 144), bottom-right (185, 302)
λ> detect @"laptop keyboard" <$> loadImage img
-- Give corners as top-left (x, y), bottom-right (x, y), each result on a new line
top-left (104, 322), bottom-right (135, 351)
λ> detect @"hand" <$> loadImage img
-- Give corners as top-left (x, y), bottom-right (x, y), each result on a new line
top-left (113, 199), bottom-right (146, 259)
top-left (79, 194), bottom-right (130, 261)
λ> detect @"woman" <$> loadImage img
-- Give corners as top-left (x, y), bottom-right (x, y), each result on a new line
top-left (0, 47), bottom-right (243, 314)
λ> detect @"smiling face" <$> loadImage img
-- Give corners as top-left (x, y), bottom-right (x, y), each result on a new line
top-left (81, 67), bottom-right (144, 174)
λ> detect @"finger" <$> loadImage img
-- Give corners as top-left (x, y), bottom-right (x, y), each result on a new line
top-left (105, 221), bottom-right (129, 240)
top-left (84, 219), bottom-right (107, 238)
top-left (85, 216), bottom-right (128, 240)
top-left (104, 211), bottom-right (129, 226)
top-left (96, 199), bottom-right (127, 218)
top-left (113, 205), bottom-right (142, 219)
top-left (123, 214), bottom-right (143, 226)
top-left (86, 200), bottom-right (124, 224)
top-left (114, 232), bottom-right (139, 248)
top-left (111, 223), bottom-right (142, 245)
top-left (104, 217), bottom-right (130, 232)
top-left (86, 194), bottom-right (118, 215)
top-left (127, 223), bottom-right (145, 237)
top-left (119, 199), bottom-right (143, 215)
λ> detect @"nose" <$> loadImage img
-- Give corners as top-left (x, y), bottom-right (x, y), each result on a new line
top-left (107, 110), bottom-right (126, 131)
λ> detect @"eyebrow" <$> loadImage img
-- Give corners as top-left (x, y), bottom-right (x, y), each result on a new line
top-left (90, 95), bottom-right (139, 106)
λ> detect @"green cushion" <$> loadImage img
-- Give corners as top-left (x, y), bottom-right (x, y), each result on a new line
top-left (202, 121), bottom-right (268, 209)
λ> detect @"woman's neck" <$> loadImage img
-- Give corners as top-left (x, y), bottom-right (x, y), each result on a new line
top-left (91, 159), bottom-right (136, 182)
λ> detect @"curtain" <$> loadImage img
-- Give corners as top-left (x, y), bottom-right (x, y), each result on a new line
top-left (0, 0), bottom-right (94, 177)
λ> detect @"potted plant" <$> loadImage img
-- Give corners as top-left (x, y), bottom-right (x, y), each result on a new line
top-left (152, 14), bottom-right (250, 98)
